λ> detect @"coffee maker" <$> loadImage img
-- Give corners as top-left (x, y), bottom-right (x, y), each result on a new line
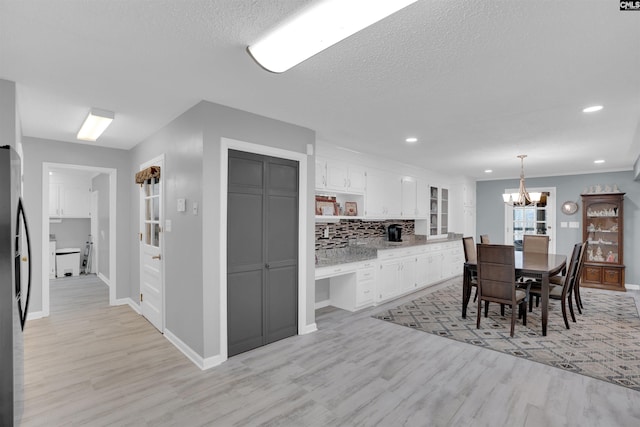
top-left (387, 224), bottom-right (402, 242)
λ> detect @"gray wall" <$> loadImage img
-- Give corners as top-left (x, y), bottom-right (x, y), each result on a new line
top-left (50, 219), bottom-right (90, 251)
top-left (0, 79), bottom-right (17, 150)
top-left (200, 101), bottom-right (316, 359)
top-left (92, 173), bottom-right (110, 279)
top-left (22, 137), bottom-right (131, 312)
top-left (129, 103), bottom-right (205, 355)
top-left (129, 100), bottom-right (316, 359)
top-left (477, 170), bottom-right (640, 285)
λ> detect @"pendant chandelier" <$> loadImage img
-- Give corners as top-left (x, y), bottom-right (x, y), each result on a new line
top-left (502, 155), bottom-right (541, 206)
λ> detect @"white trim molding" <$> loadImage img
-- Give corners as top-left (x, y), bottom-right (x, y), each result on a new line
top-left (116, 297), bottom-right (141, 314)
top-left (219, 137), bottom-right (311, 365)
top-left (164, 329), bottom-right (224, 370)
top-left (26, 311), bottom-right (45, 321)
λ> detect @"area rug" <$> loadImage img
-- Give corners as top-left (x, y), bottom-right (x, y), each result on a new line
top-left (373, 281), bottom-right (640, 391)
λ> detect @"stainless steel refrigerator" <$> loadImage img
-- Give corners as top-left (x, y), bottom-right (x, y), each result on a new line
top-left (1, 145), bottom-right (31, 426)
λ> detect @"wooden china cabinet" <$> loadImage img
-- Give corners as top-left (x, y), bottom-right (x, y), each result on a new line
top-left (581, 193), bottom-right (625, 291)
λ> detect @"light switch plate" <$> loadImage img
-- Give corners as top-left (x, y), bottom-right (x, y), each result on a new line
top-left (165, 219), bottom-right (172, 232)
top-left (177, 198), bottom-right (186, 212)
top-left (569, 221), bottom-right (580, 228)
top-left (560, 222), bottom-right (568, 228)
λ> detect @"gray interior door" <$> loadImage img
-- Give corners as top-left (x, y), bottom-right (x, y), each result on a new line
top-left (227, 149), bottom-right (298, 357)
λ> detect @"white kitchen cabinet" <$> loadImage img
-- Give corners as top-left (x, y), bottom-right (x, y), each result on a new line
top-left (49, 241), bottom-right (56, 279)
top-left (429, 185), bottom-right (449, 238)
top-left (317, 260), bottom-right (376, 312)
top-left (49, 181), bottom-right (90, 218)
top-left (416, 179), bottom-right (429, 219)
top-left (365, 169), bottom-right (402, 218)
top-left (415, 253), bottom-right (429, 287)
top-left (316, 157), bottom-right (366, 194)
top-left (401, 177), bottom-right (417, 219)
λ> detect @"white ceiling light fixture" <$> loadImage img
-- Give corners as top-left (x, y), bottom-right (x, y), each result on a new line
top-left (594, 159), bottom-right (605, 164)
top-left (484, 169), bottom-right (493, 173)
top-left (247, 0), bottom-right (418, 73)
top-left (583, 105), bottom-right (603, 113)
top-left (77, 108), bottom-right (114, 141)
top-left (502, 155), bottom-right (541, 206)
top-left (405, 137), bottom-right (418, 143)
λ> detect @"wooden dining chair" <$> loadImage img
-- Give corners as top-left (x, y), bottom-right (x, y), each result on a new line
top-left (550, 240), bottom-right (587, 313)
top-left (529, 242), bottom-right (582, 329)
top-left (462, 237), bottom-right (478, 302)
top-left (521, 234), bottom-right (550, 305)
top-left (522, 234), bottom-right (549, 254)
top-left (480, 234), bottom-right (490, 244)
top-left (476, 244), bottom-right (529, 337)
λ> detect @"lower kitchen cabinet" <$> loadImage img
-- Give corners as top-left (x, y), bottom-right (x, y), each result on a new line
top-left (315, 240), bottom-right (463, 311)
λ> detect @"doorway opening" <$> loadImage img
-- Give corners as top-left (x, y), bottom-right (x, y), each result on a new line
top-left (42, 163), bottom-right (117, 317)
top-left (504, 187), bottom-right (556, 253)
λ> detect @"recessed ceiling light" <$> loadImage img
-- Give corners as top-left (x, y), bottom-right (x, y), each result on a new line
top-left (405, 137), bottom-right (418, 143)
top-left (583, 105), bottom-right (603, 113)
top-left (594, 159), bottom-right (605, 164)
top-left (484, 169), bottom-right (493, 173)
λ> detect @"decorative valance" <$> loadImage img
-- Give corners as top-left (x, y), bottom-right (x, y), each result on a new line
top-left (135, 166), bottom-right (161, 185)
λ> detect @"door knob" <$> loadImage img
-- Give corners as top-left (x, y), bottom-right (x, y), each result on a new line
top-left (265, 263), bottom-right (270, 269)
top-left (152, 254), bottom-right (161, 260)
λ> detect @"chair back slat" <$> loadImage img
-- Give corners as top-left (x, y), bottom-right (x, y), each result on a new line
top-left (480, 234), bottom-right (490, 244)
top-left (462, 237), bottom-right (476, 263)
top-left (561, 243), bottom-right (583, 299)
top-left (523, 235), bottom-right (549, 255)
top-left (477, 244), bottom-right (516, 304)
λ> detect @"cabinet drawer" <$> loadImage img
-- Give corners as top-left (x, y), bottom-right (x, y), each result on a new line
top-left (356, 280), bottom-right (374, 305)
top-left (357, 268), bottom-right (375, 282)
top-left (603, 268), bottom-right (621, 285)
top-left (584, 266), bottom-right (601, 283)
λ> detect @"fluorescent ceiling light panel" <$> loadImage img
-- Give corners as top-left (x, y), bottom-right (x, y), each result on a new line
top-left (583, 105), bottom-right (603, 113)
top-left (594, 159), bottom-right (605, 164)
top-left (247, 0), bottom-right (418, 73)
top-left (405, 137), bottom-right (418, 143)
top-left (77, 108), bottom-right (114, 141)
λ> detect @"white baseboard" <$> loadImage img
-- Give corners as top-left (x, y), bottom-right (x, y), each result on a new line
top-left (315, 299), bottom-right (331, 310)
top-left (115, 297), bottom-right (141, 314)
top-left (27, 311), bottom-right (45, 321)
top-left (299, 323), bottom-right (318, 334)
top-left (97, 272), bottom-right (110, 287)
top-left (625, 283), bottom-right (640, 291)
top-left (164, 328), bottom-right (224, 370)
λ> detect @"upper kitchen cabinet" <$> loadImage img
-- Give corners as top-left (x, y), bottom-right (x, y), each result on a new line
top-left (416, 179), bottom-right (429, 219)
top-left (49, 172), bottom-right (91, 218)
top-left (365, 169), bottom-right (401, 218)
top-left (401, 177), bottom-right (417, 219)
top-left (429, 185), bottom-right (449, 238)
top-left (315, 157), bottom-right (366, 194)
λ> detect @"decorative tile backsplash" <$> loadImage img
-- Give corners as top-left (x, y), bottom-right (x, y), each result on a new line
top-left (315, 219), bottom-right (416, 250)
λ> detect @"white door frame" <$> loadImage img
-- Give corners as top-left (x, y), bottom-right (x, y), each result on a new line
top-left (90, 190), bottom-right (99, 274)
top-left (504, 186), bottom-right (556, 253)
top-left (41, 163), bottom-right (117, 315)
top-left (138, 154), bottom-right (166, 332)
top-left (219, 138), bottom-right (309, 363)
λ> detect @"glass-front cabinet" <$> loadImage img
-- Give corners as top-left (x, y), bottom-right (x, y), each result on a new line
top-left (429, 186), bottom-right (448, 238)
top-left (581, 192), bottom-right (625, 291)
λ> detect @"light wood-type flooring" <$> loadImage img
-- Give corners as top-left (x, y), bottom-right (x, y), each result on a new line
top-left (21, 275), bottom-right (640, 426)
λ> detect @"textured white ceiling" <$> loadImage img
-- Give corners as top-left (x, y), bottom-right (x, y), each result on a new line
top-left (1, 0), bottom-right (639, 179)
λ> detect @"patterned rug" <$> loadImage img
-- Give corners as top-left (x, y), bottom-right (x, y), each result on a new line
top-left (373, 280), bottom-right (640, 391)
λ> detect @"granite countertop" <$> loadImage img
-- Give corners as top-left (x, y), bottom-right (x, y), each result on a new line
top-left (316, 234), bottom-right (462, 268)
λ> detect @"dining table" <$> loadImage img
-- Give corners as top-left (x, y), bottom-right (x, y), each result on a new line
top-left (463, 251), bottom-right (567, 336)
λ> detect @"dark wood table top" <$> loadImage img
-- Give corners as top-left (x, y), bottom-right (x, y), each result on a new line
top-left (466, 252), bottom-right (566, 276)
